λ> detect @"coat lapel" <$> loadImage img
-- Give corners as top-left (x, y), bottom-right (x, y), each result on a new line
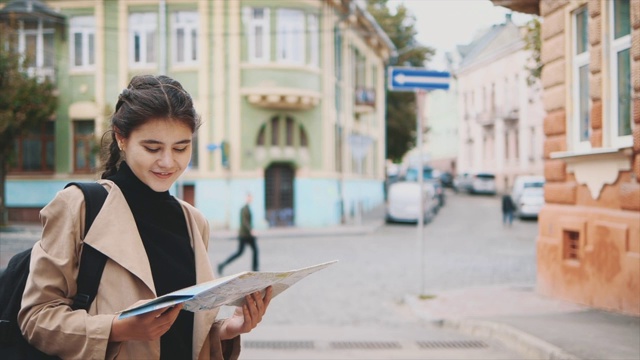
top-left (83, 181), bottom-right (156, 296)
top-left (182, 202), bottom-right (218, 360)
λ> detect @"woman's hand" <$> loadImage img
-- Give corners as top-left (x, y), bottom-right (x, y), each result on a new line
top-left (109, 304), bottom-right (183, 342)
top-left (220, 286), bottom-right (273, 340)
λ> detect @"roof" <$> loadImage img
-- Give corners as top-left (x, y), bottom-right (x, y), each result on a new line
top-left (0, 0), bottom-right (65, 23)
top-left (456, 15), bottom-right (524, 71)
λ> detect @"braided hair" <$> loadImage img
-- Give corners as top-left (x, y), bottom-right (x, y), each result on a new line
top-left (101, 75), bottom-right (201, 179)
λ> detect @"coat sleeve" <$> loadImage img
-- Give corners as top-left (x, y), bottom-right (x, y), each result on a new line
top-left (209, 320), bottom-right (241, 360)
top-left (18, 187), bottom-right (115, 360)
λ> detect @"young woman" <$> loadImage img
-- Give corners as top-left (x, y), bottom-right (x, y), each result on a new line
top-left (19, 75), bottom-right (272, 359)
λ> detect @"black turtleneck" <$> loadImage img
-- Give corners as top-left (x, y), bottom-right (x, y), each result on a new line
top-left (109, 162), bottom-right (195, 359)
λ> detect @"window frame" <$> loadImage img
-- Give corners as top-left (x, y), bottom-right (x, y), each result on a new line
top-left (571, 5), bottom-right (591, 151)
top-left (128, 12), bottom-right (158, 68)
top-left (608, 0), bottom-right (633, 148)
top-left (69, 15), bottom-right (95, 71)
top-left (245, 7), bottom-right (270, 63)
top-left (276, 8), bottom-right (305, 65)
top-left (308, 13), bottom-right (319, 67)
top-left (172, 11), bottom-right (199, 67)
top-left (9, 121), bottom-right (55, 174)
top-left (73, 120), bottom-right (96, 173)
top-left (16, 18), bottom-right (55, 79)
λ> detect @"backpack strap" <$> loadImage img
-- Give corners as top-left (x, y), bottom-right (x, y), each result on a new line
top-left (64, 182), bottom-right (108, 311)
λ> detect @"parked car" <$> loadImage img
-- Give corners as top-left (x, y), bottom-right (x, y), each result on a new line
top-left (517, 186), bottom-right (545, 219)
top-left (470, 172), bottom-right (497, 195)
top-left (386, 181), bottom-right (437, 224)
top-left (511, 175), bottom-right (545, 207)
top-left (439, 171), bottom-right (454, 188)
top-left (402, 166), bottom-right (445, 209)
top-left (453, 172), bottom-right (473, 193)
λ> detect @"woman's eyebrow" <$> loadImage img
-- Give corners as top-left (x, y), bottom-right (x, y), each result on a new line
top-left (140, 139), bottom-right (192, 145)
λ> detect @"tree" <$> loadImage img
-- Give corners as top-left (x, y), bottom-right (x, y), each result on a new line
top-left (366, 0), bottom-right (434, 162)
top-left (523, 17), bottom-right (542, 86)
top-left (0, 24), bottom-right (57, 226)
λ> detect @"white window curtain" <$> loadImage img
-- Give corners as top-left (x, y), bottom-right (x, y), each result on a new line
top-left (609, 0), bottom-right (632, 148)
top-left (308, 13), bottom-right (319, 67)
top-left (244, 7), bottom-right (270, 63)
top-left (70, 16), bottom-right (95, 69)
top-left (129, 13), bottom-right (158, 67)
top-left (572, 6), bottom-right (590, 150)
top-left (173, 11), bottom-right (199, 66)
top-left (277, 9), bottom-right (305, 64)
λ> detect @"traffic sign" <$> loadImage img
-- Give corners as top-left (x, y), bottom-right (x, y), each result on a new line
top-left (387, 67), bottom-right (451, 92)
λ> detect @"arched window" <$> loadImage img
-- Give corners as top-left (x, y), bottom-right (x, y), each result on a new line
top-left (256, 115), bottom-right (309, 148)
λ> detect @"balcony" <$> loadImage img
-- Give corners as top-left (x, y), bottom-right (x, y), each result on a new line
top-left (26, 66), bottom-right (56, 84)
top-left (354, 87), bottom-right (376, 113)
top-left (490, 0), bottom-right (540, 15)
top-left (243, 88), bottom-right (321, 110)
top-left (498, 107), bottom-right (519, 122)
top-left (477, 111), bottom-right (495, 127)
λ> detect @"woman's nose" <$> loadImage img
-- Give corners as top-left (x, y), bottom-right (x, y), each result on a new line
top-left (158, 149), bottom-right (173, 167)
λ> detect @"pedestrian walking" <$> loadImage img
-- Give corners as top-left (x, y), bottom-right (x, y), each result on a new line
top-left (18, 74), bottom-right (272, 359)
top-left (502, 193), bottom-right (516, 227)
top-left (218, 193), bottom-right (259, 275)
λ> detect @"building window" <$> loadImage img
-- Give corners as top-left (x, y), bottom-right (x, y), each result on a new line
top-left (129, 13), bottom-right (157, 67)
top-left (609, 0), bottom-right (632, 147)
top-left (245, 7), bottom-right (270, 62)
top-left (270, 116), bottom-right (279, 146)
top-left (300, 125), bottom-right (308, 147)
top-left (10, 122), bottom-right (54, 173)
top-left (285, 117), bottom-right (294, 146)
top-left (257, 124), bottom-right (266, 146)
top-left (16, 19), bottom-right (55, 81)
top-left (308, 13), bottom-right (319, 67)
top-left (277, 9), bottom-right (305, 64)
top-left (572, 6), bottom-right (590, 149)
top-left (69, 16), bottom-right (95, 70)
top-left (73, 120), bottom-right (96, 173)
top-left (173, 11), bottom-right (198, 66)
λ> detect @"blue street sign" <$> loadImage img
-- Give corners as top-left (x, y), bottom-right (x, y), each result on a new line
top-left (387, 67), bottom-right (451, 92)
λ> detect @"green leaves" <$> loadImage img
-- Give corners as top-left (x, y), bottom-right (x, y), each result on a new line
top-left (366, 0), bottom-right (434, 161)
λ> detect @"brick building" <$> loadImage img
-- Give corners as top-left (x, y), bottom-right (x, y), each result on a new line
top-left (492, 0), bottom-right (639, 315)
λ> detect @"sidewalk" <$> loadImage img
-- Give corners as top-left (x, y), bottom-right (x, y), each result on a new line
top-left (210, 204), bottom-right (387, 240)
top-left (405, 285), bottom-right (640, 360)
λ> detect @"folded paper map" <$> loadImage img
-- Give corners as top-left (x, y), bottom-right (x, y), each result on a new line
top-left (117, 260), bottom-right (338, 319)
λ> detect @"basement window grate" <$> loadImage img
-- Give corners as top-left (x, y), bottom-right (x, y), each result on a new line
top-left (417, 340), bottom-right (488, 349)
top-left (243, 340), bottom-right (315, 350)
top-left (563, 230), bottom-right (580, 260)
top-left (330, 341), bottom-right (401, 350)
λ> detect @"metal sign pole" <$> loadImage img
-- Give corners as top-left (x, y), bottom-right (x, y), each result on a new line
top-left (416, 89), bottom-right (426, 296)
top-left (386, 66), bottom-right (449, 297)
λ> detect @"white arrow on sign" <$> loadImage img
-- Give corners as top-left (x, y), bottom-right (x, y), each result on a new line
top-left (394, 73), bottom-right (450, 85)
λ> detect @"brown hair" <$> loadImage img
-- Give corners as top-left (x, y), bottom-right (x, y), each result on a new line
top-left (101, 75), bottom-right (201, 178)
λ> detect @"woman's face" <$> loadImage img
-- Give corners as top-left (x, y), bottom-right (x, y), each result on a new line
top-left (117, 119), bottom-right (192, 192)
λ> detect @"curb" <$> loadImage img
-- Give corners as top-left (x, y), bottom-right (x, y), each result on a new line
top-left (403, 295), bottom-right (581, 360)
top-left (436, 318), bottom-right (581, 360)
top-left (211, 220), bottom-right (385, 240)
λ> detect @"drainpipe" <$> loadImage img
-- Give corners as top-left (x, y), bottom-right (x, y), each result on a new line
top-left (159, 0), bottom-right (167, 74)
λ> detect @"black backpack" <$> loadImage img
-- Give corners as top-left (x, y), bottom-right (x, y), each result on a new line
top-left (0, 182), bottom-right (109, 359)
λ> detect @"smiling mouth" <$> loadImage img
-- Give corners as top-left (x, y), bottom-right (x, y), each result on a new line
top-left (153, 171), bottom-right (173, 177)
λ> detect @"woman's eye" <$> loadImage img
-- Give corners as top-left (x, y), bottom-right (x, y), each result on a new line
top-left (175, 147), bottom-right (188, 153)
top-left (144, 147), bottom-right (161, 153)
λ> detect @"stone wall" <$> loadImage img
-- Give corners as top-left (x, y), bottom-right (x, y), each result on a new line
top-left (537, 0), bottom-right (640, 315)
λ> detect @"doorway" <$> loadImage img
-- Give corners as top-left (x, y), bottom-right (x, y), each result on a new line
top-left (265, 163), bottom-right (295, 227)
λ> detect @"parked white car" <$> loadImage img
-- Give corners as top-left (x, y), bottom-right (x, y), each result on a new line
top-left (517, 187), bottom-right (545, 218)
top-left (470, 172), bottom-right (497, 195)
top-left (386, 181), bottom-right (437, 223)
top-left (511, 175), bottom-right (545, 207)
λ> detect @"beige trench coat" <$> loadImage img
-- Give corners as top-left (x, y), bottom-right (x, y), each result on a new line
top-left (18, 180), bottom-right (240, 360)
